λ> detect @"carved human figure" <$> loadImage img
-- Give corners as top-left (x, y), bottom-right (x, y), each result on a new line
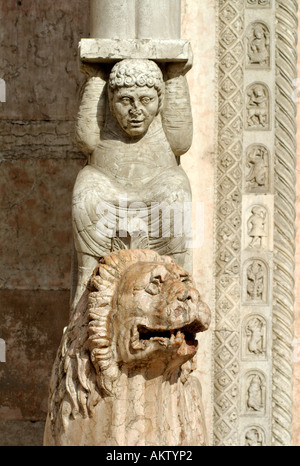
top-left (73, 58), bottom-right (193, 310)
top-left (247, 374), bottom-right (264, 412)
top-left (245, 428), bottom-right (264, 446)
top-left (247, 206), bottom-right (267, 249)
top-left (246, 84), bottom-right (269, 129)
top-left (247, 23), bottom-right (270, 67)
top-left (246, 317), bottom-right (265, 355)
top-left (246, 144), bottom-right (269, 191)
top-left (44, 249), bottom-right (211, 446)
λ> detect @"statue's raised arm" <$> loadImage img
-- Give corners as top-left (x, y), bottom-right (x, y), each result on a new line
top-left (161, 46), bottom-right (193, 156)
top-left (75, 65), bottom-right (107, 156)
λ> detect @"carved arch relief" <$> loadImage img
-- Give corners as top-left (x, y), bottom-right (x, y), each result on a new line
top-left (244, 426), bottom-right (266, 446)
top-left (246, 205), bottom-right (269, 250)
top-left (242, 371), bottom-right (266, 415)
top-left (246, 22), bottom-right (270, 69)
top-left (242, 314), bottom-right (267, 360)
top-left (245, 144), bottom-right (270, 193)
top-left (245, 83), bottom-right (270, 131)
top-left (243, 259), bottom-right (268, 305)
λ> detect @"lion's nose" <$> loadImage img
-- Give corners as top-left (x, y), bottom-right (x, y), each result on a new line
top-left (177, 287), bottom-right (200, 303)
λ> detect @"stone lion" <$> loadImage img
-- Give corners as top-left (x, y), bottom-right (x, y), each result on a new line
top-left (43, 249), bottom-right (210, 446)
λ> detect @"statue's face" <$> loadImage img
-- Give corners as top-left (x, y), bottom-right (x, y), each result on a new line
top-left (110, 85), bottom-right (159, 137)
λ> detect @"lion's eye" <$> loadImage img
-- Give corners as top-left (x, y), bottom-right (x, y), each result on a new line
top-left (145, 278), bottom-right (161, 296)
top-left (180, 274), bottom-right (190, 283)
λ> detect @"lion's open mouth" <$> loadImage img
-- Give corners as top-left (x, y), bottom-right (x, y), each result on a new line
top-left (130, 321), bottom-right (201, 354)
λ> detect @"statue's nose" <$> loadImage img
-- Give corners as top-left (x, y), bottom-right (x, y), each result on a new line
top-left (176, 286), bottom-right (200, 304)
top-left (130, 100), bottom-right (142, 114)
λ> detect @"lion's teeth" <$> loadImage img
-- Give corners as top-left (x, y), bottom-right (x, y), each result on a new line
top-left (175, 330), bottom-right (184, 343)
top-left (150, 336), bottom-right (169, 346)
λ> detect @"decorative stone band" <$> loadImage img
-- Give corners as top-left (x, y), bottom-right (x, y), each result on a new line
top-left (79, 38), bottom-right (192, 63)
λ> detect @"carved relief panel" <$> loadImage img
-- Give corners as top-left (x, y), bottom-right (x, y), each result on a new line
top-left (245, 144), bottom-right (269, 193)
top-left (242, 314), bottom-right (267, 360)
top-left (245, 83), bottom-right (270, 131)
top-left (243, 259), bottom-right (268, 305)
top-left (216, 0), bottom-right (296, 447)
top-left (246, 22), bottom-right (270, 69)
top-left (242, 371), bottom-right (266, 415)
top-left (244, 426), bottom-right (266, 446)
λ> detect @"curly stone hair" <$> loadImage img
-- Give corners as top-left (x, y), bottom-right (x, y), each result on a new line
top-left (108, 58), bottom-right (164, 111)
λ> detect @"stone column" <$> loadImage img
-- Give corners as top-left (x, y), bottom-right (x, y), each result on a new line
top-left (90, 0), bottom-right (181, 39)
top-left (90, 0), bottom-right (135, 39)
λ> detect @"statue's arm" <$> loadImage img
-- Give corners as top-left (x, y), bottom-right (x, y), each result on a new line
top-left (161, 52), bottom-right (193, 157)
top-left (75, 65), bottom-right (107, 156)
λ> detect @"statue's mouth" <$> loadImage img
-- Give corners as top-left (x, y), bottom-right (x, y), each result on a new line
top-left (129, 119), bottom-right (144, 126)
top-left (130, 321), bottom-right (202, 355)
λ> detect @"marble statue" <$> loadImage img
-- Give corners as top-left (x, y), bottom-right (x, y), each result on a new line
top-left (72, 56), bottom-right (193, 310)
top-left (44, 0), bottom-right (212, 447)
top-left (43, 249), bottom-right (211, 446)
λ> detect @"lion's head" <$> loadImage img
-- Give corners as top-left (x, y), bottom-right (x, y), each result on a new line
top-left (87, 249), bottom-right (210, 392)
top-left (46, 249), bottom-right (210, 443)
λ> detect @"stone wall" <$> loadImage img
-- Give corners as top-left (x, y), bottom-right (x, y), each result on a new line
top-left (0, 0), bottom-right (89, 445)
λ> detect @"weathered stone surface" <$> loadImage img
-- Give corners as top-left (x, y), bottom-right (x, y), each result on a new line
top-left (0, 421), bottom-right (45, 446)
top-left (0, 120), bottom-right (85, 160)
top-left (0, 0), bottom-right (89, 120)
top-left (44, 249), bottom-right (210, 446)
top-left (0, 290), bottom-right (70, 422)
top-left (0, 158), bottom-right (84, 290)
top-left (90, 0), bottom-right (181, 40)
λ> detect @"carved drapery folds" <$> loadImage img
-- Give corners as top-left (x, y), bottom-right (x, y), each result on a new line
top-left (215, 0), bottom-right (296, 445)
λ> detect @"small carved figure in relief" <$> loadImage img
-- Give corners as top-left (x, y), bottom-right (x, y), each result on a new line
top-left (245, 428), bottom-right (263, 446)
top-left (246, 260), bottom-right (265, 302)
top-left (246, 317), bottom-right (265, 355)
top-left (247, 374), bottom-right (264, 412)
top-left (247, 23), bottom-right (270, 67)
top-left (247, 206), bottom-right (267, 249)
top-left (246, 84), bottom-right (269, 130)
top-left (246, 145), bottom-right (269, 191)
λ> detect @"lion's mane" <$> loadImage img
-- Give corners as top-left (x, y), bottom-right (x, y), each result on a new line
top-left (47, 249), bottom-right (174, 437)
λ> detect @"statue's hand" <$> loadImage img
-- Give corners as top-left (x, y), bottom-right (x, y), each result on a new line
top-left (165, 43), bottom-right (193, 79)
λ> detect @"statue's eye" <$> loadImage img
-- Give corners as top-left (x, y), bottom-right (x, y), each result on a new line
top-left (121, 97), bottom-right (131, 105)
top-left (145, 277), bottom-right (161, 295)
top-left (141, 96), bottom-right (151, 105)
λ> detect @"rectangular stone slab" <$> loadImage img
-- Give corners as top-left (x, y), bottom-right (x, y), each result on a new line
top-left (79, 38), bottom-right (191, 63)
